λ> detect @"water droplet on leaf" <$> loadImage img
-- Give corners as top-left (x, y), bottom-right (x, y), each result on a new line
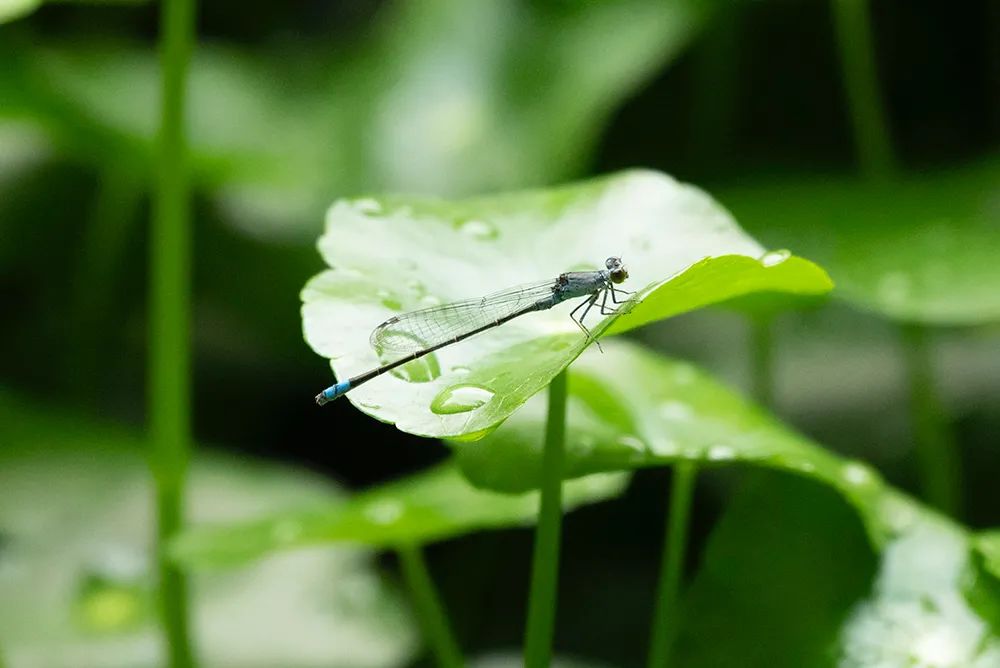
top-left (760, 249), bottom-right (791, 267)
top-left (74, 572), bottom-right (147, 633)
top-left (708, 444), bottom-right (736, 461)
top-left (458, 218), bottom-right (499, 240)
top-left (616, 435), bottom-right (645, 453)
top-left (842, 461), bottom-right (876, 486)
top-left (354, 198), bottom-right (382, 215)
top-left (430, 384), bottom-right (495, 414)
top-left (364, 500), bottom-right (404, 525)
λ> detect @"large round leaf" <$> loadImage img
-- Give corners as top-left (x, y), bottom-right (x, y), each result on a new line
top-left (452, 339), bottom-right (891, 542)
top-left (303, 170), bottom-right (831, 439)
top-left (717, 157), bottom-right (1000, 325)
top-left (674, 472), bottom-right (1000, 667)
top-left (0, 391), bottom-right (416, 668)
top-left (170, 464), bottom-right (628, 568)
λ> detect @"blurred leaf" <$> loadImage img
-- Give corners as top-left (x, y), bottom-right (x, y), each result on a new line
top-left (673, 473), bottom-right (876, 667)
top-left (170, 464), bottom-right (628, 568)
top-left (717, 158), bottom-right (1000, 325)
top-left (674, 473), bottom-right (1000, 667)
top-left (453, 339), bottom-right (890, 539)
top-left (2, 0), bottom-right (721, 240)
top-left (980, 531), bottom-right (1000, 580)
top-left (0, 0), bottom-right (39, 23)
top-left (0, 390), bottom-right (417, 668)
top-left (0, 1), bottom-right (147, 28)
top-left (303, 170), bottom-right (830, 439)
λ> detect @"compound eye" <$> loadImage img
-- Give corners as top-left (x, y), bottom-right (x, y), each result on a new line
top-left (610, 267), bottom-right (629, 284)
top-left (605, 256), bottom-right (620, 270)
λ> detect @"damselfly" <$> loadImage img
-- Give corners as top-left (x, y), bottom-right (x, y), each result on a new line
top-left (315, 256), bottom-right (631, 405)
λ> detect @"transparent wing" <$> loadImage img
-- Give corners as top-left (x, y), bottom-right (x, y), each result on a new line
top-left (370, 279), bottom-right (559, 357)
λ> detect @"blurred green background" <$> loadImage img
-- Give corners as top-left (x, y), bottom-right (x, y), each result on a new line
top-left (1, 0), bottom-right (998, 666)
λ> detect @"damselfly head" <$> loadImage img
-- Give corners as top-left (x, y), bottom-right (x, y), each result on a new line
top-left (606, 256), bottom-right (628, 284)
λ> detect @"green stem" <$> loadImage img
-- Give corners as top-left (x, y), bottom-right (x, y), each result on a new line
top-left (901, 324), bottom-right (961, 517)
top-left (150, 0), bottom-right (196, 666)
top-left (397, 544), bottom-right (464, 668)
top-left (830, 0), bottom-right (896, 179)
top-left (523, 370), bottom-right (568, 668)
top-left (749, 316), bottom-right (775, 409)
top-left (71, 167), bottom-right (144, 394)
top-left (646, 462), bottom-right (698, 668)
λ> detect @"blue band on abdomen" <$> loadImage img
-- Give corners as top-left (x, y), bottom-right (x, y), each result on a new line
top-left (325, 380), bottom-right (351, 400)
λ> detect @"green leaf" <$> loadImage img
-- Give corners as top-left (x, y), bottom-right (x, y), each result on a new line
top-left (3, 0), bottom-right (721, 239)
top-left (673, 473), bottom-right (877, 667)
top-left (303, 170), bottom-right (831, 439)
top-left (717, 157), bottom-right (1000, 325)
top-left (170, 464), bottom-right (628, 568)
top-left (0, 390), bottom-right (417, 667)
top-left (0, 0), bottom-right (40, 24)
top-left (674, 472), bottom-right (1000, 667)
top-left (453, 339), bottom-right (888, 537)
top-left (0, 0), bottom-right (148, 26)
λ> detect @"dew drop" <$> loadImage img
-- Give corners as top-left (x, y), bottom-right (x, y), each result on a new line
top-left (364, 500), bottom-right (404, 525)
top-left (708, 444), bottom-right (736, 461)
top-left (450, 365), bottom-right (471, 376)
top-left (659, 400), bottom-right (693, 420)
top-left (880, 495), bottom-right (917, 533)
top-left (354, 198), bottom-right (382, 215)
top-left (74, 571), bottom-right (146, 633)
top-left (458, 218), bottom-right (499, 241)
top-left (650, 438), bottom-right (679, 456)
top-left (430, 384), bottom-right (495, 415)
top-left (760, 248), bottom-right (791, 267)
top-left (842, 461), bottom-right (876, 486)
top-left (616, 434), bottom-right (645, 453)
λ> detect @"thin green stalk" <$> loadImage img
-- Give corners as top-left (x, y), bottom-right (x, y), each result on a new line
top-left (749, 315), bottom-right (775, 409)
top-left (397, 544), bottom-right (463, 668)
top-left (646, 462), bottom-right (698, 668)
top-left (150, 0), bottom-right (196, 666)
top-left (523, 370), bottom-right (568, 668)
top-left (71, 167), bottom-right (143, 394)
top-left (830, 0), bottom-right (896, 179)
top-left (901, 325), bottom-right (961, 517)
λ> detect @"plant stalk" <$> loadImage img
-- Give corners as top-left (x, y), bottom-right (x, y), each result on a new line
top-left (150, 0), bottom-right (197, 665)
top-left (901, 325), bottom-right (961, 516)
top-left (71, 167), bottom-right (143, 395)
top-left (523, 370), bottom-right (568, 668)
top-left (398, 544), bottom-right (464, 668)
top-left (646, 462), bottom-right (698, 668)
top-left (749, 316), bottom-right (775, 409)
top-left (830, 0), bottom-right (896, 179)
